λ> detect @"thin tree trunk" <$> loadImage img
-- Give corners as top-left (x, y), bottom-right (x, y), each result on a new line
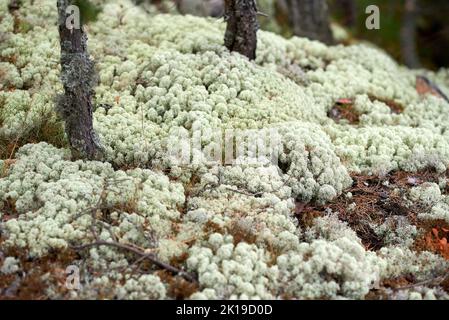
top-left (286, 0), bottom-right (334, 45)
top-left (224, 0), bottom-right (258, 60)
top-left (175, 0), bottom-right (224, 17)
top-left (401, 0), bottom-right (421, 68)
top-left (56, 0), bottom-right (102, 160)
top-left (8, 0), bottom-right (21, 33)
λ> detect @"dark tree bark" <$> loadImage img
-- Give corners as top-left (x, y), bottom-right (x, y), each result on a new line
top-left (286, 0), bottom-right (334, 45)
top-left (56, 0), bottom-right (102, 160)
top-left (334, 0), bottom-right (357, 27)
top-left (224, 0), bottom-right (258, 60)
top-left (8, 0), bottom-right (22, 33)
top-left (8, 0), bottom-right (21, 12)
top-left (400, 0), bottom-right (421, 68)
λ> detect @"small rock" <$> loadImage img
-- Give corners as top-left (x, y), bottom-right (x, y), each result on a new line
top-left (407, 177), bottom-right (418, 186)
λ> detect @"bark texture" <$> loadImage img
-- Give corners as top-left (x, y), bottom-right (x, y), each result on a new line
top-left (401, 0), bottom-right (421, 68)
top-left (224, 0), bottom-right (258, 60)
top-left (334, 0), bottom-right (357, 27)
top-left (8, 0), bottom-right (21, 12)
top-left (56, 0), bottom-right (102, 160)
top-left (286, 0), bottom-right (334, 45)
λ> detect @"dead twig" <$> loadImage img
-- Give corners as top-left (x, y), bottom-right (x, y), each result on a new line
top-left (72, 240), bottom-right (197, 283)
top-left (224, 187), bottom-right (263, 197)
top-left (394, 272), bottom-right (449, 291)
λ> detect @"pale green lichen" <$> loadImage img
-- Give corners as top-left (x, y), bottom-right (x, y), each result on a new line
top-left (373, 217), bottom-right (418, 248)
top-left (0, 256), bottom-right (20, 274)
top-left (187, 234), bottom-right (278, 299)
top-left (379, 246), bottom-right (449, 281)
top-left (409, 182), bottom-right (442, 207)
top-left (382, 285), bottom-right (449, 300)
top-left (276, 238), bottom-right (386, 299)
top-left (303, 213), bottom-right (361, 243)
top-left (1, 0), bottom-right (449, 300)
top-left (115, 274), bottom-right (167, 300)
top-left (0, 142), bottom-right (185, 257)
top-left (418, 196), bottom-right (449, 224)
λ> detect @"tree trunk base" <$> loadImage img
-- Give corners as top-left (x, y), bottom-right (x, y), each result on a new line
top-left (224, 0), bottom-right (258, 60)
top-left (57, 0), bottom-right (103, 160)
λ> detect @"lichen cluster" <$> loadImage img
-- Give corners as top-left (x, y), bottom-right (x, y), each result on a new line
top-left (1, 0), bottom-right (449, 300)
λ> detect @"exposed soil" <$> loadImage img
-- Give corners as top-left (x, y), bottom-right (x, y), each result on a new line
top-left (296, 169), bottom-right (449, 252)
top-left (0, 236), bottom-right (79, 300)
top-left (327, 99), bottom-right (360, 124)
top-left (296, 168), bottom-right (449, 298)
top-left (328, 96), bottom-right (405, 125)
top-left (368, 95), bottom-right (405, 114)
top-left (156, 270), bottom-right (199, 300)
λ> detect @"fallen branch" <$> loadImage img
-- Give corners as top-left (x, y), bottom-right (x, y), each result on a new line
top-left (224, 187), bottom-right (263, 198)
top-left (394, 272), bottom-right (449, 291)
top-left (416, 75), bottom-right (449, 103)
top-left (69, 178), bottom-right (196, 283)
top-left (72, 240), bottom-right (197, 283)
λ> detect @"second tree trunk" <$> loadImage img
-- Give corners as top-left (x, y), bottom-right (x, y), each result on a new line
top-left (286, 0), bottom-right (334, 44)
top-left (56, 0), bottom-right (102, 160)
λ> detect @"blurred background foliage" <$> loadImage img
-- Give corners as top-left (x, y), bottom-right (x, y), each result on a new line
top-left (76, 0), bottom-right (449, 70)
top-left (73, 0), bottom-right (102, 24)
top-left (330, 0), bottom-right (449, 70)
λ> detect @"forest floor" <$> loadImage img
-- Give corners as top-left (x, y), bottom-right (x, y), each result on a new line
top-left (1, 168), bottom-right (449, 299)
top-left (2, 0), bottom-right (449, 300)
